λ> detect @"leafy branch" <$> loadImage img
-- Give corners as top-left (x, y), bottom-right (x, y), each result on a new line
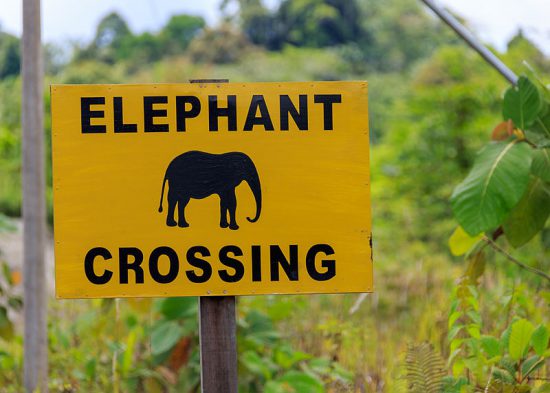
top-left (482, 236), bottom-right (550, 282)
top-left (450, 75), bottom-right (550, 280)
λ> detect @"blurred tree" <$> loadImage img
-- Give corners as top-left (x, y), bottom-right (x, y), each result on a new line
top-left (276, 0), bottom-right (363, 48)
top-left (504, 29), bottom-right (550, 73)
top-left (372, 44), bottom-right (505, 248)
top-left (221, 0), bottom-right (282, 49)
top-left (161, 14), bottom-right (206, 55)
top-left (73, 12), bottom-right (206, 66)
top-left (93, 12), bottom-right (132, 49)
top-left (0, 31), bottom-right (21, 79)
top-left (188, 24), bottom-right (253, 64)
top-left (74, 12), bottom-right (133, 63)
top-left (118, 32), bottom-right (164, 65)
top-left (358, 0), bottom-right (459, 72)
top-left (223, 0), bottom-right (366, 50)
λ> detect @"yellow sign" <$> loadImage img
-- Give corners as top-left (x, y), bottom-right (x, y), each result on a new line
top-left (51, 82), bottom-right (372, 298)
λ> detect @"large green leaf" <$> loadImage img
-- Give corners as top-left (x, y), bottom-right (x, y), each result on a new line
top-left (503, 76), bottom-right (543, 129)
top-left (151, 320), bottom-right (183, 355)
top-left (509, 319), bottom-right (534, 361)
top-left (451, 140), bottom-right (533, 235)
top-left (503, 177), bottom-right (550, 247)
top-left (532, 148), bottom-right (550, 182)
top-left (531, 325), bottom-right (550, 356)
top-left (480, 336), bottom-right (501, 359)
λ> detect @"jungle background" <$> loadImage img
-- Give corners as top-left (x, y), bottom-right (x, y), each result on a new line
top-left (0, 0), bottom-right (549, 391)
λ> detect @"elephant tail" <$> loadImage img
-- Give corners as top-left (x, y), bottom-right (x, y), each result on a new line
top-left (158, 176), bottom-right (167, 213)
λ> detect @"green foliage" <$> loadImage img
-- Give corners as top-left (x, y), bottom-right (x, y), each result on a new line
top-left (444, 258), bottom-right (550, 391)
top-left (405, 343), bottom-right (446, 393)
top-left (451, 75), bottom-right (550, 248)
top-left (444, 71), bottom-right (550, 392)
top-left (0, 32), bottom-right (20, 79)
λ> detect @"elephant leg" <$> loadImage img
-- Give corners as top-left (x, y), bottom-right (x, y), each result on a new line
top-left (166, 189), bottom-right (177, 227)
top-left (227, 189), bottom-right (239, 230)
top-left (219, 194), bottom-right (229, 228)
top-left (177, 196), bottom-right (190, 228)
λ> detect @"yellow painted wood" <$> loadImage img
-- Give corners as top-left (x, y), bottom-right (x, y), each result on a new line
top-left (51, 81), bottom-right (372, 298)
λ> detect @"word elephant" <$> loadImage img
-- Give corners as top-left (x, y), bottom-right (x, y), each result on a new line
top-left (158, 151), bottom-right (262, 230)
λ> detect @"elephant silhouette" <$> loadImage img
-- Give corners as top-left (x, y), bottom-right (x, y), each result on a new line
top-left (158, 151), bottom-right (262, 230)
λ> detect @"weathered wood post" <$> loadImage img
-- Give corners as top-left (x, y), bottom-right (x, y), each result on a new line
top-left (190, 79), bottom-right (238, 393)
top-left (22, 0), bottom-right (48, 391)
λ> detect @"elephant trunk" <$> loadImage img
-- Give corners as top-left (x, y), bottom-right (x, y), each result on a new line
top-left (245, 164), bottom-right (262, 223)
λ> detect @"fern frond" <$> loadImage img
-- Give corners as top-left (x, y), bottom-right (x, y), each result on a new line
top-left (405, 343), bottom-right (447, 393)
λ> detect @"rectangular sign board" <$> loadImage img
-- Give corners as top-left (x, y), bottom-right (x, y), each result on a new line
top-left (51, 81), bottom-right (372, 298)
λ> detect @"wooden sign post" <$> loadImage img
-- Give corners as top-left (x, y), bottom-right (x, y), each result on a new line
top-left (199, 296), bottom-right (237, 392)
top-left (191, 79), bottom-right (238, 393)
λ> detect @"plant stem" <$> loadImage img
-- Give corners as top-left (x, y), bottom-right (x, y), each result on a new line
top-left (482, 236), bottom-right (550, 282)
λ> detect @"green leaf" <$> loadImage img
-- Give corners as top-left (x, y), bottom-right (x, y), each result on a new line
top-left (503, 177), bottom-right (550, 247)
top-left (150, 320), bottom-right (183, 355)
top-left (448, 311), bottom-right (461, 329)
top-left (0, 306), bottom-right (13, 339)
top-left (274, 346), bottom-right (311, 369)
top-left (492, 367), bottom-right (515, 384)
top-left (159, 297), bottom-right (197, 320)
top-left (241, 350), bottom-right (273, 380)
top-left (503, 76), bottom-right (543, 129)
top-left (500, 325), bottom-right (512, 354)
top-left (275, 371), bottom-right (324, 393)
top-left (499, 355), bottom-right (517, 377)
top-left (532, 148), bottom-right (550, 182)
top-left (521, 355), bottom-right (544, 379)
top-left (529, 105), bottom-right (550, 141)
top-left (1, 262), bottom-right (12, 286)
top-left (509, 319), bottom-right (535, 361)
top-left (448, 226), bottom-right (483, 256)
top-left (531, 324), bottom-right (550, 356)
top-left (466, 324), bottom-right (481, 339)
top-left (451, 140), bottom-right (533, 235)
top-left (481, 336), bottom-right (501, 358)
